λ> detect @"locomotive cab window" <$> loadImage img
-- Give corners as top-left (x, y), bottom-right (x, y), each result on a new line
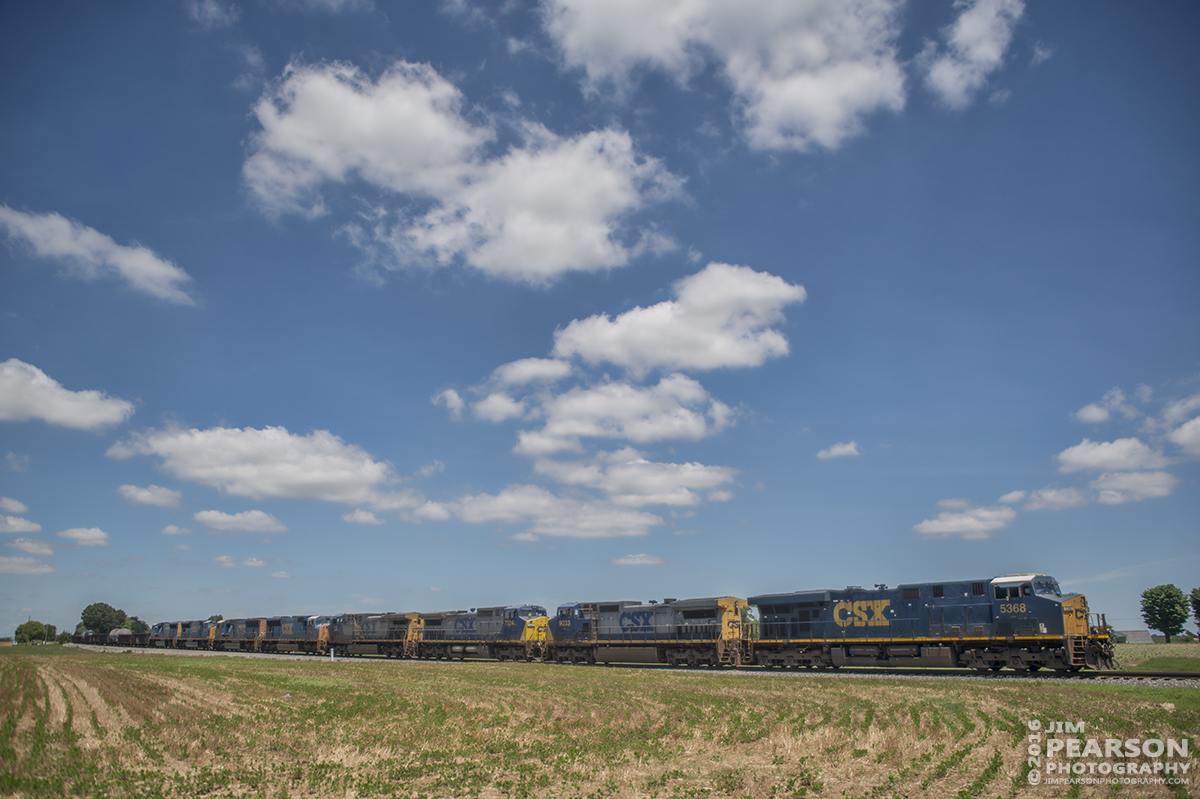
top-left (1021, 584), bottom-right (1032, 597)
top-left (1032, 579), bottom-right (1060, 596)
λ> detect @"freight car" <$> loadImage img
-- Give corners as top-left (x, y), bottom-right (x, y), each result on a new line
top-left (546, 597), bottom-right (746, 666)
top-left (72, 628), bottom-right (149, 646)
top-left (106, 627), bottom-right (150, 647)
top-left (748, 572), bottom-right (1113, 672)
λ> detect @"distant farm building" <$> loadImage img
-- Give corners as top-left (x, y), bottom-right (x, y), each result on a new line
top-left (1116, 630), bottom-right (1154, 644)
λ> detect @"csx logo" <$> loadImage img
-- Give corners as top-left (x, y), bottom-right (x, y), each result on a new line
top-left (834, 600), bottom-right (891, 628)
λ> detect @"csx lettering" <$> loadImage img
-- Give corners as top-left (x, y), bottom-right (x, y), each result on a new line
top-left (834, 600), bottom-right (890, 628)
top-left (620, 611), bottom-right (654, 628)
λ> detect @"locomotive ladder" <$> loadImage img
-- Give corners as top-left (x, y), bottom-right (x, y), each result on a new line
top-left (715, 637), bottom-right (744, 666)
top-left (1068, 635), bottom-right (1087, 667)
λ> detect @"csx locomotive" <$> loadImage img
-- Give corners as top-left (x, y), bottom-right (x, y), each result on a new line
top-left (111, 572), bottom-right (1113, 672)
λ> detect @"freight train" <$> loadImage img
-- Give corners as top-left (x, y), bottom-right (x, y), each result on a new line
top-left (76, 572), bottom-right (1114, 672)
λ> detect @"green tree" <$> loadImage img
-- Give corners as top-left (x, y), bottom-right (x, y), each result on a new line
top-left (208, 614), bottom-right (224, 623)
top-left (125, 616), bottom-right (150, 635)
top-left (43, 624), bottom-right (56, 641)
top-left (56, 631), bottom-right (71, 645)
top-left (14, 621), bottom-right (45, 644)
top-left (80, 602), bottom-right (126, 635)
top-left (1140, 584), bottom-right (1190, 643)
top-left (1191, 587), bottom-right (1200, 630)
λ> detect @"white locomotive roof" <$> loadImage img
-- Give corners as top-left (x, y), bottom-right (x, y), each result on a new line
top-left (990, 573), bottom-right (1046, 584)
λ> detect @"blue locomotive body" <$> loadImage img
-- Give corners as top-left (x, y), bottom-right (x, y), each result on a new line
top-left (548, 597), bottom-right (746, 666)
top-left (749, 573), bottom-right (1111, 671)
top-left (418, 604), bottom-right (549, 661)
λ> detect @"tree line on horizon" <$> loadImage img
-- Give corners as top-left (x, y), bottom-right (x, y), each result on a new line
top-left (11, 601), bottom-right (149, 644)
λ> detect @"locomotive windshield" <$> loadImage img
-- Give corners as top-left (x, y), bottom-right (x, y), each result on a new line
top-left (1032, 578), bottom-right (1061, 596)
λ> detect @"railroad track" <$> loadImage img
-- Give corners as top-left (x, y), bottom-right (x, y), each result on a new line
top-left (66, 645), bottom-right (1200, 684)
top-left (808, 666), bottom-right (1200, 680)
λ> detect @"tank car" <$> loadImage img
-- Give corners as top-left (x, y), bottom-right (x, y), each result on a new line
top-left (748, 573), bottom-right (1113, 672)
top-left (547, 597), bottom-right (746, 666)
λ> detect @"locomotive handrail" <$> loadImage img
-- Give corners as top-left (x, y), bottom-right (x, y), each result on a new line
top-left (591, 621), bottom-right (722, 643)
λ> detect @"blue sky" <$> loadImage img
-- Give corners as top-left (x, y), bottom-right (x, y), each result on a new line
top-left (1, 0), bottom-right (1196, 637)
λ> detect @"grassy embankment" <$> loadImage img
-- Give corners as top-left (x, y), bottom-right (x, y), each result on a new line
top-left (1, 645), bottom-right (1195, 798)
top-left (1114, 642), bottom-right (1200, 673)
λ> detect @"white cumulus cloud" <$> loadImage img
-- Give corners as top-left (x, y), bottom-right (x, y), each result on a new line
top-left (186, 0), bottom-right (240, 29)
top-left (472, 393), bottom-right (526, 423)
top-left (455, 484), bottom-right (662, 538)
top-left (56, 527), bottom-right (110, 546)
top-left (490, 358), bottom-right (573, 387)
top-left (534, 449), bottom-right (737, 507)
top-left (118, 484), bottom-right (182, 508)
top-left (399, 126), bottom-right (682, 285)
top-left (1024, 487), bottom-right (1088, 511)
top-left (108, 424), bottom-right (411, 508)
top-left (921, 0), bottom-right (1024, 109)
top-left (553, 263), bottom-right (805, 377)
top-left (0, 497), bottom-right (29, 514)
top-left (1056, 437), bottom-right (1168, 473)
top-left (1161, 393), bottom-right (1200, 428)
top-left (1167, 416), bottom-right (1200, 457)
top-left (1073, 387), bottom-right (1140, 424)
top-left (159, 525), bottom-right (192, 536)
top-left (413, 501), bottom-right (452, 521)
top-left (245, 61), bottom-right (680, 284)
top-left (342, 509), bottom-right (384, 525)
top-left (0, 206), bottom-right (196, 304)
top-left (0, 556), bottom-right (55, 575)
top-left (516, 374), bottom-right (733, 456)
top-left (817, 441), bottom-right (860, 459)
top-left (1090, 471), bottom-right (1179, 505)
top-left (432, 389), bottom-right (465, 420)
top-left (541, 0), bottom-right (907, 151)
top-left (195, 510), bottom-right (289, 533)
top-left (271, 571), bottom-right (293, 578)
top-left (913, 500), bottom-right (1015, 539)
top-left (0, 516), bottom-right (41, 534)
top-left (0, 359), bottom-right (135, 431)
top-left (5, 538), bottom-right (53, 556)
top-left (611, 553), bottom-right (666, 566)
top-left (213, 555), bottom-right (268, 568)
